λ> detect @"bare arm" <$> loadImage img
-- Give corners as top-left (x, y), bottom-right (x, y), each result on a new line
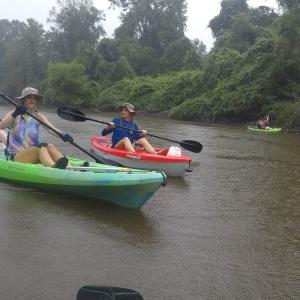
top-left (36, 112), bottom-right (63, 138)
top-left (0, 111), bottom-right (15, 130)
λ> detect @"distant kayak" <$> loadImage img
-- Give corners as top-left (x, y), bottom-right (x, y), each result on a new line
top-left (90, 136), bottom-right (192, 177)
top-left (247, 126), bottom-right (282, 133)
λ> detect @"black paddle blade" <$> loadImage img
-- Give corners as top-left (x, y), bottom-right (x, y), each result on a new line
top-left (180, 140), bottom-right (203, 153)
top-left (57, 106), bottom-right (86, 122)
top-left (77, 286), bottom-right (144, 300)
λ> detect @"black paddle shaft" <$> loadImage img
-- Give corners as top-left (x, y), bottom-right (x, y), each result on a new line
top-left (57, 107), bottom-right (203, 153)
top-left (0, 92), bottom-right (103, 163)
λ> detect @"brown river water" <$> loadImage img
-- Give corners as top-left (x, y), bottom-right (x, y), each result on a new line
top-left (0, 106), bottom-right (299, 299)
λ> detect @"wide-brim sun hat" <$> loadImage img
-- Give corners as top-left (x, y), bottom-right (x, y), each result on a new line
top-left (118, 102), bottom-right (136, 115)
top-left (16, 87), bottom-right (42, 100)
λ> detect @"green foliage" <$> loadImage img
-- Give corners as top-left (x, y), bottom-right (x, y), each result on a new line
top-left (45, 61), bottom-right (98, 106)
top-left (97, 38), bottom-right (120, 62)
top-left (110, 56), bottom-right (136, 81)
top-left (0, 0), bottom-right (299, 129)
top-left (277, 0), bottom-right (300, 10)
top-left (161, 37), bottom-right (194, 72)
top-left (94, 70), bottom-right (204, 112)
top-left (267, 101), bottom-right (300, 128)
top-left (169, 96), bottom-right (213, 121)
top-left (75, 42), bottom-right (102, 80)
top-left (48, 0), bottom-right (105, 62)
top-left (96, 38), bottom-right (160, 76)
top-left (118, 41), bottom-right (159, 75)
top-left (202, 48), bottom-right (242, 91)
top-left (96, 79), bottom-right (133, 111)
top-left (248, 6), bottom-right (278, 27)
top-left (0, 19), bottom-right (47, 97)
top-left (209, 0), bottom-right (249, 37)
top-left (182, 39), bottom-right (206, 70)
top-left (273, 6), bottom-right (300, 84)
top-left (182, 49), bottom-right (203, 70)
top-left (92, 2), bottom-right (298, 127)
top-left (105, 0), bottom-right (193, 74)
top-left (113, 0), bottom-right (187, 53)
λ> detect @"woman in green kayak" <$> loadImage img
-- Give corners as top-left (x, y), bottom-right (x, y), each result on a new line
top-left (0, 87), bottom-right (73, 169)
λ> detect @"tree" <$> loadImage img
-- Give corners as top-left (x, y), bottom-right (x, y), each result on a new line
top-left (75, 42), bottom-right (102, 80)
top-left (110, 56), bottom-right (136, 81)
top-left (161, 37), bottom-right (194, 72)
top-left (272, 3), bottom-right (300, 86)
top-left (46, 61), bottom-right (96, 105)
top-left (182, 39), bottom-right (206, 70)
top-left (209, 0), bottom-right (248, 37)
top-left (0, 19), bottom-right (46, 96)
top-left (118, 40), bottom-right (159, 75)
top-left (110, 0), bottom-right (187, 54)
top-left (277, 0), bottom-right (300, 10)
top-left (0, 19), bottom-right (13, 66)
top-left (97, 38), bottom-right (121, 62)
top-left (48, 0), bottom-right (105, 62)
top-left (248, 6), bottom-right (278, 27)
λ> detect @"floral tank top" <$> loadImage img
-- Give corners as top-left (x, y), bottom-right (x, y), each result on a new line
top-left (7, 115), bottom-right (40, 155)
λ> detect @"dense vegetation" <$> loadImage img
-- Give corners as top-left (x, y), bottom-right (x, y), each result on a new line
top-left (0, 0), bottom-right (299, 128)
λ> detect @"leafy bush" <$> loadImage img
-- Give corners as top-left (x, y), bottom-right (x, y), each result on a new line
top-left (45, 61), bottom-right (97, 106)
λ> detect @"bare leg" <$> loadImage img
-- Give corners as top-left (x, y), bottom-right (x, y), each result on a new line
top-left (136, 137), bottom-right (157, 154)
top-left (46, 143), bottom-right (65, 162)
top-left (14, 146), bottom-right (66, 168)
top-left (14, 146), bottom-right (56, 167)
top-left (114, 137), bottom-right (135, 152)
top-left (38, 147), bottom-right (56, 167)
top-left (14, 147), bottom-right (40, 163)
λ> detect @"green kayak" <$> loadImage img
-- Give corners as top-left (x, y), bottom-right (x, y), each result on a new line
top-left (247, 126), bottom-right (282, 133)
top-left (0, 154), bottom-right (166, 208)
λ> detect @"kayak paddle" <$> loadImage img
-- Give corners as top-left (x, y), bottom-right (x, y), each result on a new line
top-left (57, 106), bottom-right (203, 153)
top-left (0, 92), bottom-right (116, 165)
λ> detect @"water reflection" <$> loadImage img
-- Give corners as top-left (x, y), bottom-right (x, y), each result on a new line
top-left (3, 187), bottom-right (160, 245)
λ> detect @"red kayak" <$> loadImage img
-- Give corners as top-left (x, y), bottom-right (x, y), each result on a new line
top-left (90, 136), bottom-right (192, 177)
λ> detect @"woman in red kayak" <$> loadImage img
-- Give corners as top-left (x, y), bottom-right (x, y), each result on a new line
top-left (0, 87), bottom-right (73, 168)
top-left (102, 103), bottom-right (164, 154)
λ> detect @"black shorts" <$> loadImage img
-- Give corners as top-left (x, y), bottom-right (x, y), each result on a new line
top-left (34, 143), bottom-right (48, 148)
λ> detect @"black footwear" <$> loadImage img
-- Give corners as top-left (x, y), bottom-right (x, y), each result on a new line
top-left (54, 157), bottom-right (68, 169)
top-left (81, 161), bottom-right (89, 167)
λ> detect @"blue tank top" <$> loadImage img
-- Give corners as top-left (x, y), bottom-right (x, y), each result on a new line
top-left (7, 116), bottom-right (40, 155)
